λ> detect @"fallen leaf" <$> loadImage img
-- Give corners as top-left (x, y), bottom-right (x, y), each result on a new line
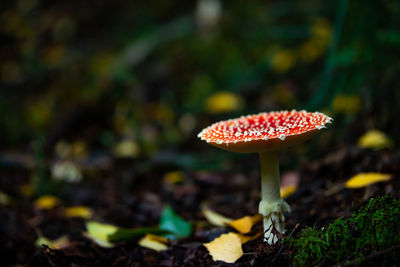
top-left (201, 204), bottom-right (233, 226)
top-left (270, 49), bottom-right (296, 73)
top-left (163, 171), bottom-right (185, 185)
top-left (358, 129), bottom-right (393, 150)
top-left (236, 232), bottom-right (262, 244)
top-left (332, 94), bottom-right (362, 115)
top-left (65, 206), bottom-right (93, 219)
top-left (205, 91), bottom-right (243, 114)
top-left (228, 214), bottom-right (262, 234)
top-left (113, 139), bottom-right (140, 158)
top-left (20, 184), bottom-right (34, 197)
top-left (35, 235), bottom-right (70, 249)
top-left (345, 173), bottom-right (391, 189)
top-left (85, 221), bottom-right (118, 248)
top-left (280, 185), bottom-right (298, 199)
top-left (35, 195), bottom-right (61, 210)
top-left (204, 232), bottom-right (243, 263)
top-left (159, 206), bottom-right (192, 239)
top-left (108, 227), bottom-right (170, 242)
top-left (0, 192), bottom-right (11, 205)
top-left (280, 171), bottom-right (300, 199)
top-left (138, 234), bottom-right (169, 252)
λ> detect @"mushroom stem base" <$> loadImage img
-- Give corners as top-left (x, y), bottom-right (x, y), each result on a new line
top-left (259, 199), bottom-right (290, 244)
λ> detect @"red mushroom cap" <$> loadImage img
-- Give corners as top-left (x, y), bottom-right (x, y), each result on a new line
top-left (198, 110), bottom-right (333, 153)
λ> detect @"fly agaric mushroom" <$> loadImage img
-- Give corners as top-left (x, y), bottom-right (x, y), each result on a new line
top-left (198, 110), bottom-right (332, 244)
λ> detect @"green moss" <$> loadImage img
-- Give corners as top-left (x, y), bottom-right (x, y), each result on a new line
top-left (286, 195), bottom-right (400, 266)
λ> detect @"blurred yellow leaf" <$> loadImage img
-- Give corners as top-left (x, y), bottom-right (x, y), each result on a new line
top-left (270, 49), bottom-right (296, 73)
top-left (0, 192), bottom-right (11, 205)
top-left (20, 184), bottom-right (34, 197)
top-left (298, 40), bottom-right (324, 62)
top-left (205, 91), bottom-right (243, 114)
top-left (163, 171), bottom-right (185, 185)
top-left (358, 129), bottom-right (393, 150)
top-left (65, 206), bottom-right (93, 219)
top-left (311, 18), bottom-right (332, 46)
top-left (332, 94), bottom-right (362, 115)
top-left (138, 234), bottom-right (169, 252)
top-left (71, 140), bottom-right (88, 158)
top-left (204, 232), bottom-right (243, 263)
top-left (113, 139), bottom-right (140, 158)
top-left (280, 171), bottom-right (300, 199)
top-left (298, 18), bottom-right (331, 63)
top-left (228, 214), bottom-right (262, 234)
top-left (35, 195), bottom-right (61, 210)
top-left (201, 204), bottom-right (233, 226)
top-left (147, 103), bottom-right (174, 126)
top-left (280, 185), bottom-right (298, 199)
top-left (345, 173), bottom-right (391, 189)
top-left (35, 235), bottom-right (70, 249)
top-left (85, 221), bottom-right (118, 248)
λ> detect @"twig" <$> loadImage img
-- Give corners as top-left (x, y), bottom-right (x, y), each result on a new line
top-left (271, 223), bottom-right (300, 265)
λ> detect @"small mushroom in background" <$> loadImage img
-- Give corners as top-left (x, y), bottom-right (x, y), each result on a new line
top-left (198, 110), bottom-right (332, 244)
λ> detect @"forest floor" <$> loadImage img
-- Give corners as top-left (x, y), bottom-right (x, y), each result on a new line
top-left (1, 142), bottom-right (399, 266)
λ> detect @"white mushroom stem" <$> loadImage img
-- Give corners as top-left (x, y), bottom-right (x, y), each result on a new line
top-left (258, 151), bottom-right (290, 244)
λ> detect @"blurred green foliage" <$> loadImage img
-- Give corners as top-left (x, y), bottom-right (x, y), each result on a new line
top-left (1, 0), bottom-right (399, 154)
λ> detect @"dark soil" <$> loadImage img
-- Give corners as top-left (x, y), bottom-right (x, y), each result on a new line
top-left (1, 144), bottom-right (399, 266)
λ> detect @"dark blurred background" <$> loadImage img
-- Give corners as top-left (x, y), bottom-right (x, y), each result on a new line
top-left (1, 0), bottom-right (399, 164)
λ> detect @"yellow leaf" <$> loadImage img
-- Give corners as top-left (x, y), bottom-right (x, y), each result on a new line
top-left (236, 232), bottom-right (262, 244)
top-left (204, 232), bottom-right (243, 263)
top-left (201, 204), bottom-right (233, 226)
top-left (65, 206), bottom-right (93, 219)
top-left (138, 234), bottom-right (169, 252)
top-left (163, 171), bottom-right (185, 185)
top-left (20, 184), bottom-right (34, 197)
top-left (35, 235), bottom-right (70, 249)
top-left (358, 129), bottom-right (393, 150)
top-left (71, 140), bottom-right (88, 158)
top-left (35, 195), bottom-right (61, 210)
top-left (228, 214), bottom-right (262, 234)
top-left (0, 192), bottom-right (11, 205)
top-left (345, 173), bottom-right (391, 189)
top-left (205, 91), bottom-right (243, 114)
top-left (311, 18), bottom-right (332, 46)
top-left (270, 49), bottom-right (296, 73)
top-left (280, 185), bottom-right (298, 199)
top-left (85, 221), bottom-right (118, 248)
top-left (332, 94), bottom-right (362, 115)
top-left (113, 139), bottom-right (140, 158)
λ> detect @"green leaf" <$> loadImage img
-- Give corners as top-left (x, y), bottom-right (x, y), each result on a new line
top-left (159, 206), bottom-right (192, 239)
top-left (109, 227), bottom-right (170, 242)
top-left (85, 221), bottom-right (171, 247)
